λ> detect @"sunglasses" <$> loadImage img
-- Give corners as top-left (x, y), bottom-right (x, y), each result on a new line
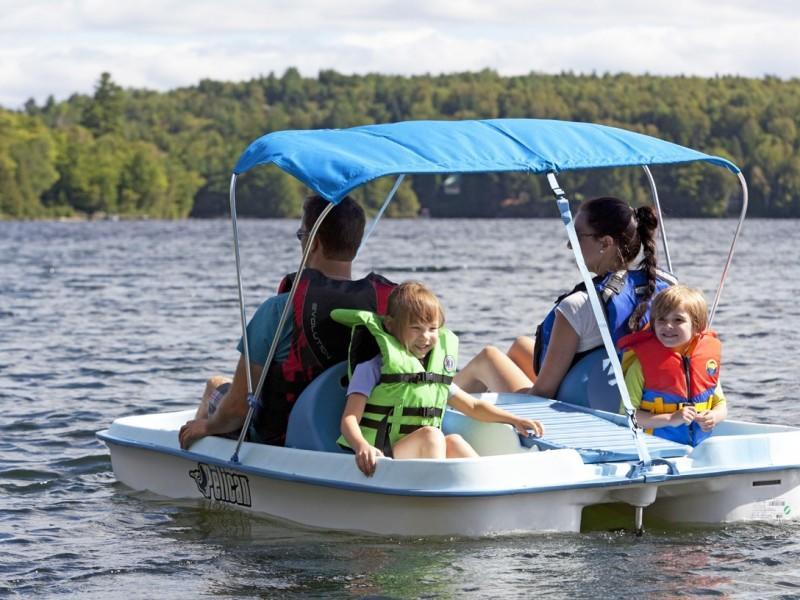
top-left (295, 228), bottom-right (308, 242)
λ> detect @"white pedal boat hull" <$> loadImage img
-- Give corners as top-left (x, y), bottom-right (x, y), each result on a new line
top-left (98, 402), bottom-right (800, 536)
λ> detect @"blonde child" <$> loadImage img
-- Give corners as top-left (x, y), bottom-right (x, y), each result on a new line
top-left (334, 281), bottom-right (544, 476)
top-left (618, 285), bottom-right (727, 447)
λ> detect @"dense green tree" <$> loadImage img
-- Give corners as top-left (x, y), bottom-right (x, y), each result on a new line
top-left (0, 111), bottom-right (59, 217)
top-left (2, 69), bottom-right (800, 219)
top-left (82, 72), bottom-right (124, 136)
top-left (234, 165), bottom-right (306, 218)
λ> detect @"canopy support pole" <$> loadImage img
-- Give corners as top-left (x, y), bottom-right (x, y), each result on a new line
top-left (228, 174), bottom-right (335, 462)
top-left (642, 166), bottom-right (673, 274)
top-left (356, 174), bottom-right (405, 258)
top-left (708, 172), bottom-right (748, 328)
top-left (546, 173), bottom-right (652, 467)
top-left (229, 174), bottom-right (253, 395)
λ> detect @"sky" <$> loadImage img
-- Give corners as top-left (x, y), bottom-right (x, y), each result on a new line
top-left (1, 0), bottom-right (799, 109)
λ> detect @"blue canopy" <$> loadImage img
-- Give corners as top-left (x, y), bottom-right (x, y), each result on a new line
top-left (234, 119), bottom-right (739, 203)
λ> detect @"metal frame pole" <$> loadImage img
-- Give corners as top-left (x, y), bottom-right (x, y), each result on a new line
top-left (708, 172), bottom-right (748, 327)
top-left (642, 166), bottom-right (673, 274)
top-left (227, 176), bottom-right (336, 462)
top-left (356, 174), bottom-right (405, 259)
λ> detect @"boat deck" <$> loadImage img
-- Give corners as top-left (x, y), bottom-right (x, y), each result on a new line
top-left (464, 394), bottom-right (691, 463)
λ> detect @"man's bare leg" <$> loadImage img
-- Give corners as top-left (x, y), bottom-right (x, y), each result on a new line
top-left (195, 375), bottom-right (232, 418)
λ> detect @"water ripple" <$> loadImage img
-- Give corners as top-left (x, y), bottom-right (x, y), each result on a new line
top-left (1, 218), bottom-right (799, 598)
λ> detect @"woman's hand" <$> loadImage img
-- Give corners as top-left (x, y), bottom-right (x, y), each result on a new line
top-left (354, 443), bottom-right (384, 477)
top-left (513, 417), bottom-right (544, 438)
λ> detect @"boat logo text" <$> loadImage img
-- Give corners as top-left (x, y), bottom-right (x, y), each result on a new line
top-left (189, 462), bottom-right (252, 507)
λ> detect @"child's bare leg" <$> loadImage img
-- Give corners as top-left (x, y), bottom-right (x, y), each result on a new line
top-left (507, 336), bottom-right (537, 382)
top-left (392, 426), bottom-right (447, 459)
top-left (454, 345), bottom-right (533, 393)
top-left (196, 375), bottom-right (231, 418)
top-left (445, 434), bottom-right (479, 458)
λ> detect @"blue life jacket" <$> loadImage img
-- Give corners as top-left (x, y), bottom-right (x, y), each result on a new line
top-left (533, 268), bottom-right (676, 375)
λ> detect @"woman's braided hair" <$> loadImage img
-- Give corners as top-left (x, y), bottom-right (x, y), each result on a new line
top-left (580, 197), bottom-right (659, 331)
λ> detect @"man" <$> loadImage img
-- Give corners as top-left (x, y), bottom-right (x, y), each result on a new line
top-left (179, 195), bottom-right (394, 449)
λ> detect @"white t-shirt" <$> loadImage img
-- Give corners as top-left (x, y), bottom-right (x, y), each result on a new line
top-left (555, 290), bottom-right (604, 353)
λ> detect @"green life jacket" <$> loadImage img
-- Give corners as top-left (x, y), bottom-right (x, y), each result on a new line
top-left (331, 309), bottom-right (458, 452)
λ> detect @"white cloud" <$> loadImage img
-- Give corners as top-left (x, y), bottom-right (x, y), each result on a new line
top-left (1, 0), bottom-right (798, 109)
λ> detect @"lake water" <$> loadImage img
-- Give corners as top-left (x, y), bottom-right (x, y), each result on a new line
top-left (2, 218), bottom-right (800, 598)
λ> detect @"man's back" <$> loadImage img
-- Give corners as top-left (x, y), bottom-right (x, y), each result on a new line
top-left (253, 269), bottom-right (395, 445)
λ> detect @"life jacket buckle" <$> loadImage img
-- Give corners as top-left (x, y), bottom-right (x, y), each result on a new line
top-left (419, 406), bottom-right (438, 418)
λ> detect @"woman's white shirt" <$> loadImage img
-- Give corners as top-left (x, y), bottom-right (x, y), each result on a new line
top-left (555, 290), bottom-right (604, 353)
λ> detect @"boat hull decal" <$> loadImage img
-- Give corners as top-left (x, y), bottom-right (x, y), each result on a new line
top-left (190, 462), bottom-right (252, 507)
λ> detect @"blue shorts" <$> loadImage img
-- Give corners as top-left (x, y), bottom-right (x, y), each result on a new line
top-left (207, 382), bottom-right (231, 417)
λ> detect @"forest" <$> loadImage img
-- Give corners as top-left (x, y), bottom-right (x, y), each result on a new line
top-left (1, 69), bottom-right (799, 219)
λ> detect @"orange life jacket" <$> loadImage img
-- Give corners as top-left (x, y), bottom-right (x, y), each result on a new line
top-left (618, 329), bottom-right (721, 446)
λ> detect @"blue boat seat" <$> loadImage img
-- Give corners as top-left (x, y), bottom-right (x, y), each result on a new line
top-left (555, 348), bottom-right (622, 413)
top-left (496, 348), bottom-right (621, 412)
top-left (284, 361), bottom-right (348, 453)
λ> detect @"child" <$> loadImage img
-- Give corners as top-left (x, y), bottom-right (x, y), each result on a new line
top-left (334, 281), bottom-right (544, 476)
top-left (618, 285), bottom-right (727, 447)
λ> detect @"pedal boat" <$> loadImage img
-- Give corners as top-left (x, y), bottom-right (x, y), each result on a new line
top-left (98, 119), bottom-right (800, 536)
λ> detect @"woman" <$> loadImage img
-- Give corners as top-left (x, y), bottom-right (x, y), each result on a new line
top-left (454, 196), bottom-right (661, 399)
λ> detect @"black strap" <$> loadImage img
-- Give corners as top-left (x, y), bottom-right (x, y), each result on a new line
top-left (360, 417), bottom-right (384, 429)
top-left (372, 414), bottom-right (393, 458)
top-left (401, 406), bottom-right (443, 418)
top-left (364, 405), bottom-right (443, 420)
top-left (398, 424), bottom-right (423, 435)
top-left (361, 415), bottom-right (440, 430)
top-left (380, 372), bottom-right (453, 385)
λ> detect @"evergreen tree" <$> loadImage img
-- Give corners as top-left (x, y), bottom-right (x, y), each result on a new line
top-left (81, 72), bottom-right (123, 136)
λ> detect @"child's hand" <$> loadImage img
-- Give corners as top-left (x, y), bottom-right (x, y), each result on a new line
top-left (513, 418), bottom-right (544, 438)
top-left (354, 443), bottom-right (384, 477)
top-left (670, 406), bottom-right (697, 426)
top-left (695, 410), bottom-right (718, 431)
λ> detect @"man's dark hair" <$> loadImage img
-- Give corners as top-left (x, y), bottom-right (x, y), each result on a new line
top-left (302, 195), bottom-right (365, 260)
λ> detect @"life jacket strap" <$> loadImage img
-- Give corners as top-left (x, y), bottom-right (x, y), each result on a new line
top-left (360, 418), bottom-right (437, 432)
top-left (363, 403), bottom-right (393, 415)
top-left (640, 398), bottom-right (712, 413)
top-left (401, 406), bottom-right (443, 419)
top-left (601, 270), bottom-right (627, 301)
top-left (363, 405), bottom-right (444, 420)
top-left (380, 372), bottom-right (453, 385)
top-left (371, 414), bottom-right (394, 458)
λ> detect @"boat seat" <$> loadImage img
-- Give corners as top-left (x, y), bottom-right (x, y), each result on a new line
top-left (285, 361), bottom-right (348, 453)
top-left (495, 347), bottom-right (623, 412)
top-left (554, 347), bottom-right (623, 412)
